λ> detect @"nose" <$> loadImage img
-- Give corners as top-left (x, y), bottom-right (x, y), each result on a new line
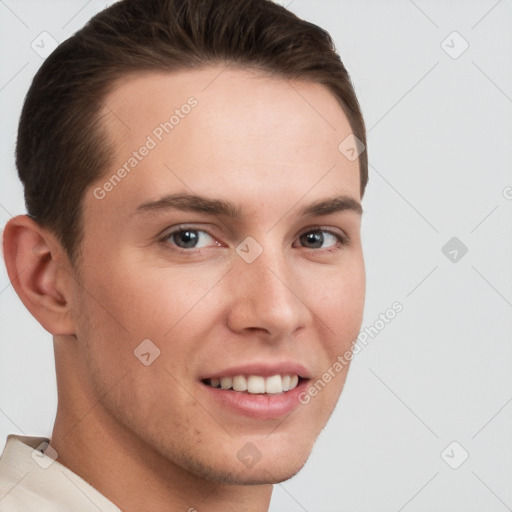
top-left (225, 243), bottom-right (311, 341)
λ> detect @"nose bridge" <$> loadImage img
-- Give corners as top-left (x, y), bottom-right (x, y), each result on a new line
top-left (226, 239), bottom-right (309, 336)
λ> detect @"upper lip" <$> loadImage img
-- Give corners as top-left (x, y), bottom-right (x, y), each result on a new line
top-left (201, 362), bottom-right (311, 380)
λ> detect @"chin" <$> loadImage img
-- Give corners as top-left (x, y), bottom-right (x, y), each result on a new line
top-left (239, 458), bottom-right (309, 485)
top-left (173, 435), bottom-right (315, 486)
top-left (183, 454), bottom-right (311, 486)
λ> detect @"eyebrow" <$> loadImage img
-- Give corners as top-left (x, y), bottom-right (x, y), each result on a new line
top-left (133, 193), bottom-right (362, 218)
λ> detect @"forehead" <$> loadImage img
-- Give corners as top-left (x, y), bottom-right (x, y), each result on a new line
top-left (90, 66), bottom-right (361, 218)
top-left (104, 66), bottom-right (351, 133)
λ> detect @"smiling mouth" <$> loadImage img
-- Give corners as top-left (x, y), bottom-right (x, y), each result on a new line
top-left (202, 374), bottom-right (304, 394)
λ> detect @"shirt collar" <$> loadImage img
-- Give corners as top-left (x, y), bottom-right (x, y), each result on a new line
top-left (0, 434), bottom-right (120, 511)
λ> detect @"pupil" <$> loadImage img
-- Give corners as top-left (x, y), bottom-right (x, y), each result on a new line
top-left (303, 231), bottom-right (323, 248)
top-left (175, 230), bottom-right (198, 248)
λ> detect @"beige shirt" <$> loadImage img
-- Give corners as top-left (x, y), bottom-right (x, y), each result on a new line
top-left (0, 434), bottom-right (120, 511)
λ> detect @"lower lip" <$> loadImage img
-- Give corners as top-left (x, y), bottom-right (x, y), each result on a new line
top-left (201, 380), bottom-right (309, 420)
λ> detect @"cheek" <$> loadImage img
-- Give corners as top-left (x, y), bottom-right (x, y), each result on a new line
top-left (73, 259), bottom-right (222, 396)
top-left (78, 261), bottom-right (194, 338)
top-left (313, 260), bottom-right (365, 340)
top-left (302, 269), bottom-right (364, 422)
top-left (71, 267), bottom-right (203, 426)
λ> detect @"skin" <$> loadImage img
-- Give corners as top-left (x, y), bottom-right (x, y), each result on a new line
top-left (3, 66), bottom-right (365, 512)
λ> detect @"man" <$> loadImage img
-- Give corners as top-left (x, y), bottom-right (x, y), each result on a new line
top-left (0, 0), bottom-right (367, 510)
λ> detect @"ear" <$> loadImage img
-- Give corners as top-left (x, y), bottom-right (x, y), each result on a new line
top-left (2, 215), bottom-right (76, 336)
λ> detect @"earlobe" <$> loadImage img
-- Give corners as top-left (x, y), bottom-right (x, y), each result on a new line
top-left (2, 214), bottom-right (76, 336)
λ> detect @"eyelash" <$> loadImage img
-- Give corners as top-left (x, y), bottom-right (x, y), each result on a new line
top-left (158, 225), bottom-right (350, 255)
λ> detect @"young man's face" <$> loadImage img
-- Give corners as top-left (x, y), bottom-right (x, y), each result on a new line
top-left (70, 66), bottom-right (365, 484)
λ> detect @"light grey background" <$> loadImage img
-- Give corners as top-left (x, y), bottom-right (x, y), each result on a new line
top-left (1, 1), bottom-right (511, 511)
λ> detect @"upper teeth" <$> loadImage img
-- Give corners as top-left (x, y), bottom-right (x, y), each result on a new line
top-left (208, 375), bottom-right (299, 394)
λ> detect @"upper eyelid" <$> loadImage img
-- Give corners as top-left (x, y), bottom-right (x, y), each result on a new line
top-left (160, 225), bottom-right (216, 240)
top-left (160, 224), bottom-right (346, 237)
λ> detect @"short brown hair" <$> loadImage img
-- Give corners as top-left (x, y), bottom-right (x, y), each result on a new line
top-left (16, 0), bottom-right (367, 266)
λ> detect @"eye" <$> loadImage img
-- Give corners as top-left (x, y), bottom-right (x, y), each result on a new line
top-left (161, 228), bottom-right (218, 250)
top-left (296, 229), bottom-right (347, 250)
